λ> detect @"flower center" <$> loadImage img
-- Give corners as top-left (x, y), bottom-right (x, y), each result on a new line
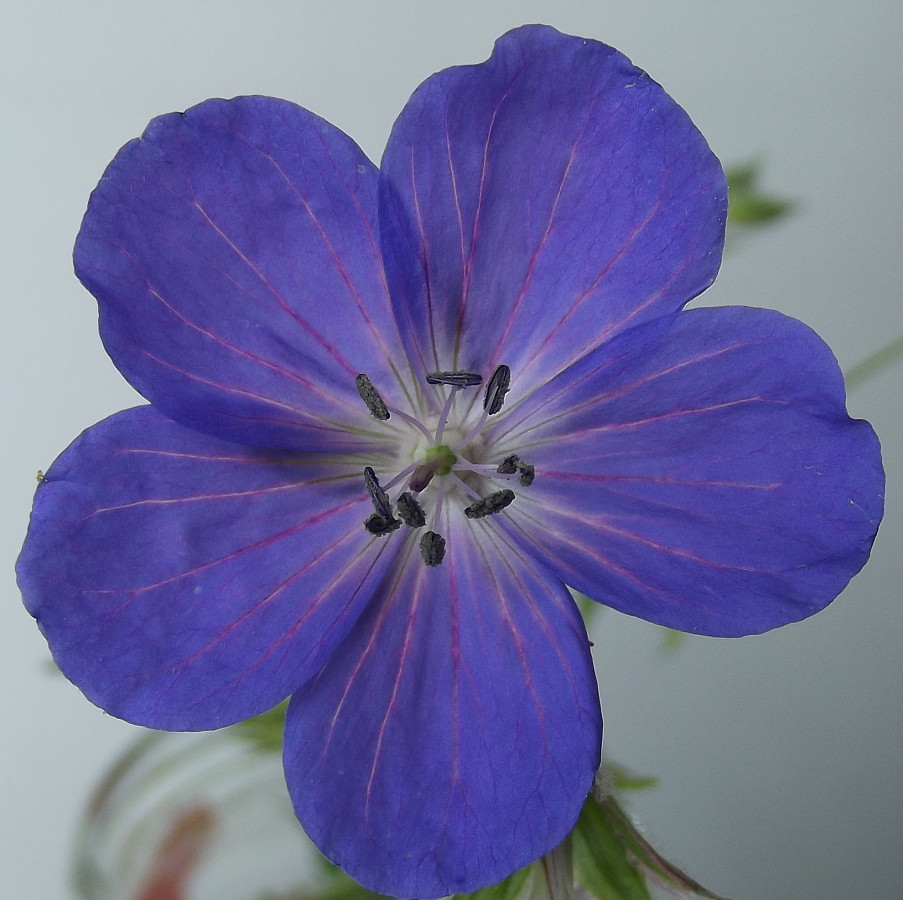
top-left (354, 367), bottom-right (534, 566)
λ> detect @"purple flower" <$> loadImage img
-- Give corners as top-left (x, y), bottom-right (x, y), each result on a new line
top-left (18, 25), bottom-right (883, 899)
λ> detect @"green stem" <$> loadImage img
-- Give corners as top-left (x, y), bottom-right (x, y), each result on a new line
top-left (845, 334), bottom-right (903, 390)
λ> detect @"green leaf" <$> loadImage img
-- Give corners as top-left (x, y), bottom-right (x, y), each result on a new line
top-left (729, 194), bottom-right (793, 225)
top-left (604, 763), bottom-right (659, 794)
top-left (726, 161), bottom-right (794, 226)
top-left (724, 161), bottom-right (758, 193)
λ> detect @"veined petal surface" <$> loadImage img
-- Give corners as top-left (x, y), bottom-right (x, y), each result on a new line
top-left (75, 96), bottom-right (408, 451)
top-left (489, 307), bottom-right (884, 636)
top-left (283, 518), bottom-right (601, 898)
top-left (17, 407), bottom-right (400, 729)
top-left (379, 25), bottom-right (726, 385)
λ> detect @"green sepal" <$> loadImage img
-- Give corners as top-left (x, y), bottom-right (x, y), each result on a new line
top-left (573, 795), bottom-right (653, 900)
top-left (576, 784), bottom-right (733, 900)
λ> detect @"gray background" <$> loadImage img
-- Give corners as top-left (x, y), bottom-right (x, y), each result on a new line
top-left (2, 1), bottom-right (901, 897)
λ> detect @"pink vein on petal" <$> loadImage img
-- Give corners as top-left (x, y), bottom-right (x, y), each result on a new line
top-left (409, 149), bottom-right (441, 372)
top-left (493, 342), bottom-right (748, 446)
top-left (322, 541), bottom-right (417, 754)
top-left (540, 470), bottom-right (782, 491)
top-left (448, 544), bottom-right (463, 790)
top-left (146, 286), bottom-right (360, 415)
top-left (245, 145), bottom-right (400, 369)
top-left (118, 448), bottom-right (365, 469)
top-left (85, 480), bottom-right (311, 519)
top-left (510, 490), bottom-right (783, 582)
top-left (363, 562), bottom-right (423, 817)
top-left (189, 535), bottom-right (399, 714)
top-left (452, 82), bottom-right (513, 365)
top-left (521, 197), bottom-right (663, 374)
top-left (497, 503), bottom-right (701, 607)
top-left (137, 348), bottom-right (354, 433)
top-left (313, 130), bottom-right (421, 410)
top-left (86, 493), bottom-right (363, 597)
top-left (485, 134), bottom-right (582, 372)
top-left (472, 528), bottom-right (551, 789)
top-left (168, 525), bottom-right (374, 677)
top-left (191, 201), bottom-right (358, 377)
top-left (562, 508), bottom-right (783, 576)
top-left (444, 110), bottom-right (467, 317)
top-left (512, 397), bottom-right (783, 450)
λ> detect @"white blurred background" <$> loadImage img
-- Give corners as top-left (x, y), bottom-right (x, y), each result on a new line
top-left (2, 1), bottom-right (900, 897)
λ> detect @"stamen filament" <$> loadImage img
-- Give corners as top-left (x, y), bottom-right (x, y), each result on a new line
top-left (432, 478), bottom-right (448, 531)
top-left (457, 405), bottom-right (491, 447)
top-left (356, 363), bottom-right (524, 563)
top-left (383, 403), bottom-right (435, 441)
top-left (450, 472), bottom-right (482, 501)
top-left (434, 385), bottom-right (459, 445)
top-left (453, 460), bottom-right (497, 475)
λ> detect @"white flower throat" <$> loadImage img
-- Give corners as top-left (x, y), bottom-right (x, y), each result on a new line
top-left (355, 366), bottom-right (534, 566)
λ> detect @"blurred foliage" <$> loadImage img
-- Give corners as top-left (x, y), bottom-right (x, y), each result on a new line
top-left (845, 334), bottom-right (903, 389)
top-left (726, 161), bottom-right (793, 226)
top-left (232, 699), bottom-right (288, 752)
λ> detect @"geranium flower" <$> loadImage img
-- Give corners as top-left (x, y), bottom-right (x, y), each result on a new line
top-left (18, 25), bottom-right (883, 899)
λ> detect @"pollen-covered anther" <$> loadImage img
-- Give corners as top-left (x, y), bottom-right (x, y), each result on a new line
top-left (354, 374), bottom-right (390, 421)
top-left (497, 455), bottom-right (535, 486)
top-left (483, 364), bottom-right (511, 415)
top-left (364, 513), bottom-right (402, 536)
top-left (420, 530), bottom-right (446, 566)
top-left (396, 492), bottom-right (426, 528)
top-left (464, 488), bottom-right (516, 519)
top-left (363, 466), bottom-right (393, 519)
top-left (426, 371), bottom-right (483, 387)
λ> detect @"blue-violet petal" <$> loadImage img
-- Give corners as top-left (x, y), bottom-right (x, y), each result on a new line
top-left (283, 517), bottom-right (601, 898)
top-left (379, 24), bottom-right (726, 384)
top-left (490, 307), bottom-right (884, 636)
top-left (17, 406), bottom-right (400, 728)
top-left (75, 96), bottom-right (407, 451)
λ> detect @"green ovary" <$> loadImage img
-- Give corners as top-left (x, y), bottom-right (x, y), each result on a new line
top-left (424, 444), bottom-right (457, 476)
